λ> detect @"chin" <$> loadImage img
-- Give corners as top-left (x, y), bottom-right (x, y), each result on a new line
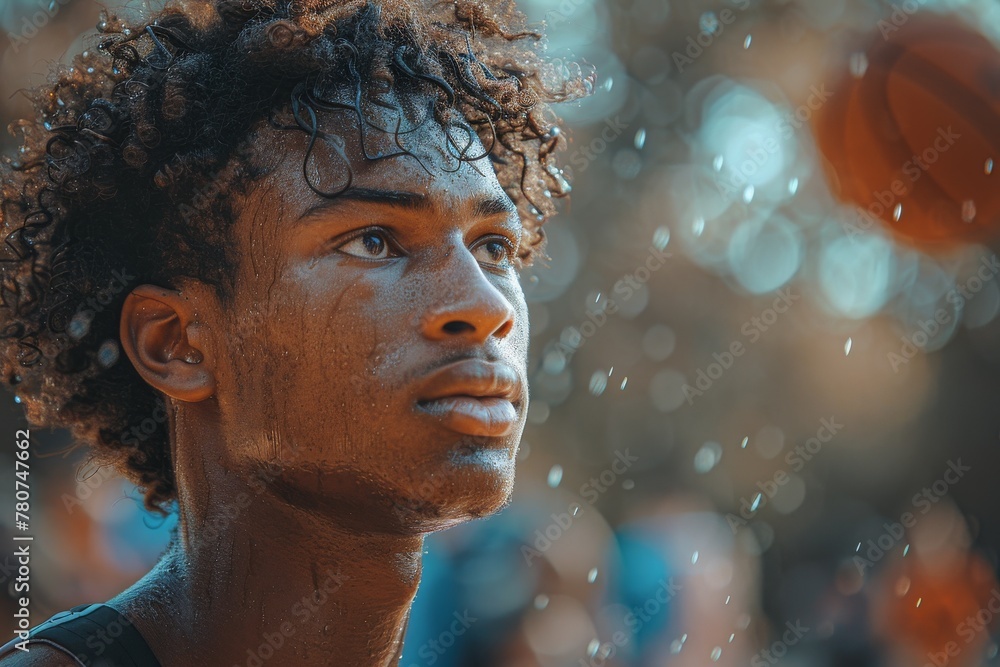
top-left (391, 449), bottom-right (516, 533)
top-left (262, 436), bottom-right (518, 534)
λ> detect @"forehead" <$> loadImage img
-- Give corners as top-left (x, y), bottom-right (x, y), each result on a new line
top-left (243, 93), bottom-right (512, 215)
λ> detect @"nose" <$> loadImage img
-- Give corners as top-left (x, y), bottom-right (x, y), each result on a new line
top-left (420, 245), bottom-right (517, 343)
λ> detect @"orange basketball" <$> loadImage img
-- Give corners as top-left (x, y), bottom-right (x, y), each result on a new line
top-left (879, 554), bottom-right (998, 664)
top-left (812, 14), bottom-right (1000, 247)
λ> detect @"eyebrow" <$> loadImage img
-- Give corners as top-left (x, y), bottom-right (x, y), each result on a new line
top-left (295, 188), bottom-right (518, 223)
top-left (473, 196), bottom-right (518, 218)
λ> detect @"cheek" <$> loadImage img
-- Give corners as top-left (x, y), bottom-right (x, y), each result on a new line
top-left (242, 270), bottom-right (416, 458)
top-left (504, 284), bottom-right (531, 365)
top-left (291, 291), bottom-right (379, 405)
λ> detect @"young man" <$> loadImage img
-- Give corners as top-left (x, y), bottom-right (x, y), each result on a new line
top-left (0, 0), bottom-right (589, 664)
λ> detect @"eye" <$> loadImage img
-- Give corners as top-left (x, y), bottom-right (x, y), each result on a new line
top-left (334, 228), bottom-right (399, 260)
top-left (472, 236), bottom-right (517, 267)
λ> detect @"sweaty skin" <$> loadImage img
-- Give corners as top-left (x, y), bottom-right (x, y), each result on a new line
top-left (9, 99), bottom-right (531, 667)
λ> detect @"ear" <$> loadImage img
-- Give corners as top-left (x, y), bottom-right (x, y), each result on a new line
top-left (119, 283), bottom-right (217, 402)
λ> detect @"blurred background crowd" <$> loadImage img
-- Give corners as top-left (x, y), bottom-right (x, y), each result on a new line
top-left (3, 0), bottom-right (1000, 665)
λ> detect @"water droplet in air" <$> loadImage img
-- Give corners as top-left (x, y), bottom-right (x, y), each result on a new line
top-left (622, 479), bottom-right (635, 490)
top-left (844, 337), bottom-right (853, 356)
top-left (744, 34), bottom-right (752, 49)
top-left (653, 226), bottom-right (671, 251)
top-left (587, 638), bottom-right (600, 657)
top-left (903, 543), bottom-right (910, 557)
top-left (893, 203), bottom-right (902, 221)
top-left (589, 372), bottom-right (608, 396)
top-left (634, 128), bottom-right (647, 150)
top-left (534, 594), bottom-right (549, 609)
top-left (700, 12), bottom-right (719, 35)
top-left (741, 436), bottom-right (749, 448)
top-left (743, 185), bottom-right (755, 204)
top-left (916, 597), bottom-right (922, 607)
top-left (751, 493), bottom-right (763, 512)
top-left (788, 177), bottom-right (799, 195)
top-left (620, 377), bottom-right (628, 390)
top-left (13, 396), bottom-right (21, 404)
top-left (608, 366), bottom-right (614, 376)
top-left (725, 595), bottom-right (731, 605)
top-left (962, 200), bottom-right (977, 223)
top-left (693, 217), bottom-right (705, 237)
top-left (986, 158), bottom-right (994, 175)
top-left (691, 550), bottom-right (700, 564)
top-left (547, 465), bottom-right (563, 488)
top-left (97, 340), bottom-right (120, 368)
top-left (68, 311), bottom-right (92, 340)
top-left (713, 155), bottom-right (724, 171)
top-left (850, 52), bottom-right (869, 78)
top-left (711, 647), bottom-right (723, 661)
top-left (588, 567), bottom-right (598, 583)
top-left (856, 542), bottom-right (862, 552)
top-left (694, 441), bottom-right (722, 473)
top-left (670, 639), bottom-right (684, 654)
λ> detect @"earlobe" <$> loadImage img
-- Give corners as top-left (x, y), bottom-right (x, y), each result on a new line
top-left (119, 284), bottom-right (216, 402)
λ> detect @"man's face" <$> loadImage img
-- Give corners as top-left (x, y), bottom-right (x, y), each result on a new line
top-left (205, 103), bottom-right (530, 533)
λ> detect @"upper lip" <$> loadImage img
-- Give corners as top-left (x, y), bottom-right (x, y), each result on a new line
top-left (416, 358), bottom-right (523, 404)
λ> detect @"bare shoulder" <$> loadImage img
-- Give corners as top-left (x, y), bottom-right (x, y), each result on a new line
top-left (0, 645), bottom-right (81, 667)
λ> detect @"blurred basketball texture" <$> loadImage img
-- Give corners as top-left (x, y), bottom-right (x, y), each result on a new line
top-left (812, 14), bottom-right (1000, 247)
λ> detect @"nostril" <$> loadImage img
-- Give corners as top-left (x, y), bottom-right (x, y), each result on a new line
top-left (443, 320), bottom-right (475, 335)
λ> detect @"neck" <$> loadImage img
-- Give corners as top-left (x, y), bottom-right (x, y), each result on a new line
top-left (181, 509), bottom-right (422, 667)
top-left (114, 408), bottom-right (425, 667)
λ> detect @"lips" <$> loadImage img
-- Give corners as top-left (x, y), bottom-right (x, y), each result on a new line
top-left (415, 358), bottom-right (524, 437)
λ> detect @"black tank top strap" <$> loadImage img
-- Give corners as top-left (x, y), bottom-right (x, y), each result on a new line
top-left (0, 603), bottom-right (162, 666)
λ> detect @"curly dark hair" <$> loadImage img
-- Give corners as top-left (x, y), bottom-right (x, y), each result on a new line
top-left (0, 0), bottom-right (590, 514)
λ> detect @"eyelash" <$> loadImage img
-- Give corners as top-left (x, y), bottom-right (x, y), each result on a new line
top-left (330, 226), bottom-right (519, 267)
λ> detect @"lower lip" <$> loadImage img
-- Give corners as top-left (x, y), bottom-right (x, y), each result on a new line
top-left (416, 396), bottom-right (519, 437)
